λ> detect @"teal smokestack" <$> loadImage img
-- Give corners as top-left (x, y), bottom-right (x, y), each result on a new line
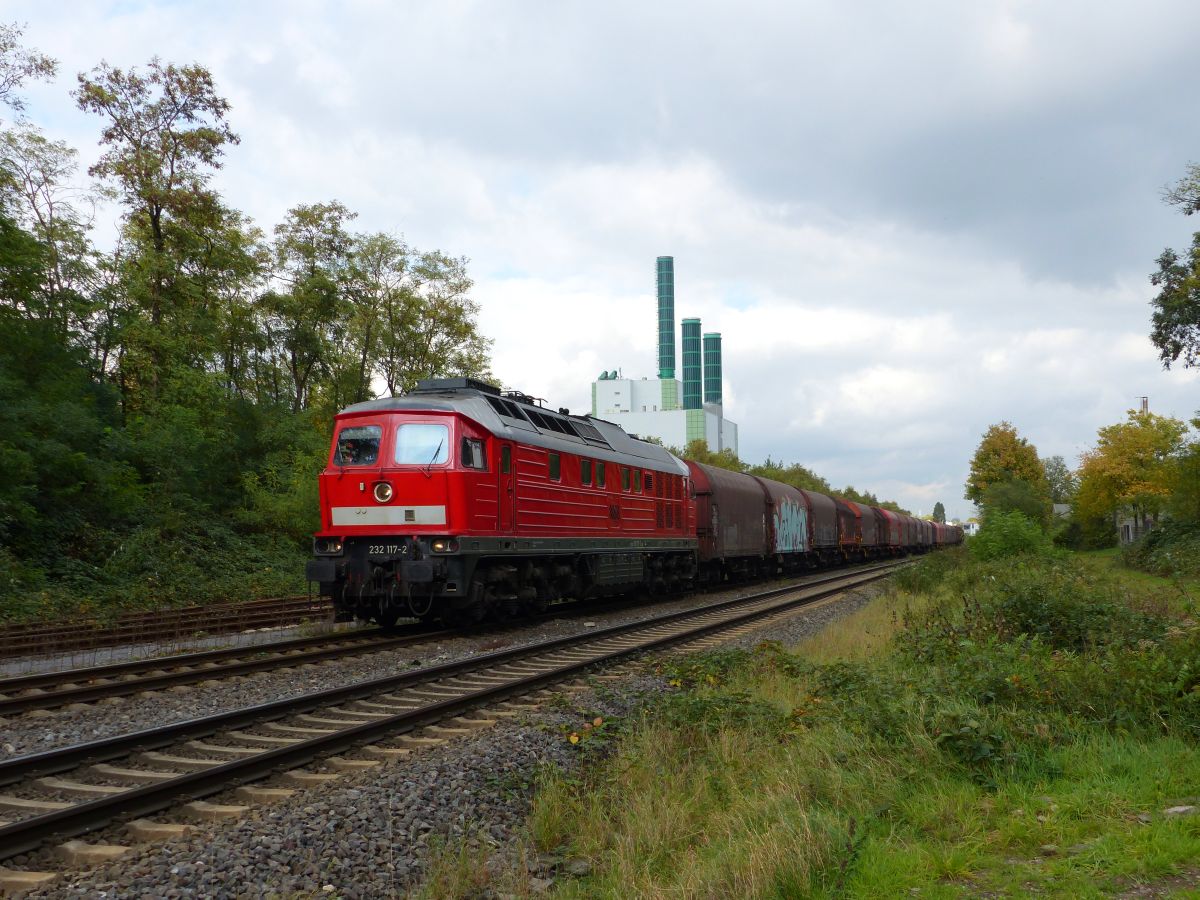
top-left (682, 318), bottom-right (702, 409)
top-left (703, 332), bottom-right (722, 405)
top-left (656, 256), bottom-right (675, 379)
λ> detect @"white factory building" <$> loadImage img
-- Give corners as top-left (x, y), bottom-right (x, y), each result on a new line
top-left (589, 257), bottom-right (739, 455)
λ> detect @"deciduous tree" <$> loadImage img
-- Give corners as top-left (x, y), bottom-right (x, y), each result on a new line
top-left (0, 23), bottom-right (55, 120)
top-left (1041, 455), bottom-right (1077, 505)
top-left (1150, 163), bottom-right (1200, 369)
top-left (1075, 410), bottom-right (1189, 534)
top-left (75, 59), bottom-right (239, 402)
top-left (932, 501), bottom-right (945, 523)
top-left (965, 421), bottom-right (1049, 510)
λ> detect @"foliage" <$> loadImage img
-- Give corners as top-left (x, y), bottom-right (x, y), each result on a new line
top-left (0, 39), bottom-right (493, 620)
top-left (529, 553), bottom-right (1200, 898)
top-left (980, 477), bottom-right (1051, 526)
top-left (969, 510), bottom-right (1055, 561)
top-left (1150, 163), bottom-right (1200, 369)
top-left (1121, 519), bottom-right (1200, 578)
top-left (931, 501), bottom-right (945, 523)
top-left (1075, 409), bottom-right (1189, 530)
top-left (674, 438), bottom-right (746, 473)
top-left (1041, 454), bottom-right (1077, 504)
top-left (0, 22), bottom-right (56, 120)
top-left (894, 545), bottom-right (966, 594)
top-left (1052, 508), bottom-right (1117, 551)
top-left (965, 421), bottom-right (1049, 519)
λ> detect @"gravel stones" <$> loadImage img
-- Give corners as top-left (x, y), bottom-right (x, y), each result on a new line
top-left (21, 674), bottom-right (665, 899)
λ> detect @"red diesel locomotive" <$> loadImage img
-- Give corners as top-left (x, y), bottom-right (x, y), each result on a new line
top-left (305, 378), bottom-right (961, 626)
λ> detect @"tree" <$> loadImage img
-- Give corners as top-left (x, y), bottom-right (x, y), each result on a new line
top-left (373, 247), bottom-right (492, 397)
top-left (0, 23), bottom-right (56, 121)
top-left (261, 201), bottom-right (355, 413)
top-left (932, 501), bottom-right (945, 523)
top-left (1041, 455), bottom-right (1077, 505)
top-left (75, 58), bottom-right (239, 402)
top-left (1149, 235), bottom-right (1200, 369)
top-left (1075, 410), bottom-right (1189, 535)
top-left (675, 439), bottom-right (746, 473)
top-left (965, 421), bottom-right (1049, 507)
top-left (1150, 163), bottom-right (1200, 369)
top-left (0, 127), bottom-right (99, 341)
top-left (981, 478), bottom-right (1049, 525)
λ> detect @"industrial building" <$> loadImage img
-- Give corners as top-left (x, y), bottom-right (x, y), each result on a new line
top-left (590, 257), bottom-right (739, 454)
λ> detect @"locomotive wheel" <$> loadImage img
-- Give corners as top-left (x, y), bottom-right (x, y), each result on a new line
top-left (375, 607), bottom-right (401, 629)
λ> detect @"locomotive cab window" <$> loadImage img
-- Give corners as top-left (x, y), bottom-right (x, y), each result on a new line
top-left (581, 458), bottom-right (592, 485)
top-left (394, 423), bottom-right (449, 465)
top-left (549, 452), bottom-right (561, 481)
top-left (460, 438), bottom-right (487, 470)
top-left (335, 425), bottom-right (382, 466)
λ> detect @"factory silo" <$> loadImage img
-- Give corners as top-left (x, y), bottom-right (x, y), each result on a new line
top-left (656, 257), bottom-right (676, 380)
top-left (703, 332), bottom-right (722, 406)
top-left (682, 318), bottom-right (702, 410)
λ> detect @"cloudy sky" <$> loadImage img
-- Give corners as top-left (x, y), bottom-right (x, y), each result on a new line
top-left (11, 0), bottom-right (1200, 519)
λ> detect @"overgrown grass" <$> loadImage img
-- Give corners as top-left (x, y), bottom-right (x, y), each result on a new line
top-left (523, 552), bottom-right (1200, 898)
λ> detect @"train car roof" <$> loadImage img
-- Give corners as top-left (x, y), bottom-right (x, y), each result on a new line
top-left (340, 381), bottom-right (689, 476)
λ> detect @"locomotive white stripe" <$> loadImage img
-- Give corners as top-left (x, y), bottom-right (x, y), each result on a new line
top-left (331, 505), bottom-right (447, 526)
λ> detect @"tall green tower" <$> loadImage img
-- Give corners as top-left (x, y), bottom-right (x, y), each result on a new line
top-left (682, 318), bottom-right (702, 410)
top-left (703, 332), bottom-right (722, 405)
top-left (656, 256), bottom-right (675, 380)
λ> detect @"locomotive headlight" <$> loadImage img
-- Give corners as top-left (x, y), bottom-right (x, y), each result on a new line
top-left (431, 539), bottom-right (458, 553)
top-left (314, 538), bottom-right (343, 555)
top-left (373, 481), bottom-right (394, 503)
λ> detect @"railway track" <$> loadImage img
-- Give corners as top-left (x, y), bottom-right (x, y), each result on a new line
top-left (0, 623), bottom-right (451, 718)
top-left (0, 560), bottom-right (901, 871)
top-left (0, 595), bottom-right (331, 659)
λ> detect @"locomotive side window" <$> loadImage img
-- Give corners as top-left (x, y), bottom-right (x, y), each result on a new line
top-left (549, 452), bottom-right (561, 481)
top-left (620, 467), bottom-right (630, 491)
top-left (633, 470), bottom-right (642, 493)
top-left (395, 423), bottom-right (449, 465)
top-left (596, 462), bottom-right (606, 488)
top-left (581, 458), bottom-right (592, 485)
top-left (460, 438), bottom-right (487, 470)
top-left (335, 425), bottom-right (382, 466)
top-left (501, 445), bottom-right (512, 473)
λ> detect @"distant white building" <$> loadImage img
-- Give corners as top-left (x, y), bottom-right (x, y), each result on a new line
top-left (591, 375), bottom-right (738, 454)
top-left (589, 257), bottom-right (739, 455)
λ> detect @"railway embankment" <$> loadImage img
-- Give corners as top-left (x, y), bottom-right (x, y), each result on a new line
top-left (515, 548), bottom-right (1200, 897)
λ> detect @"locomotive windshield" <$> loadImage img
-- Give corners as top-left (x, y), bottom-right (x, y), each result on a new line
top-left (335, 425), bottom-right (382, 466)
top-left (395, 423), bottom-right (449, 465)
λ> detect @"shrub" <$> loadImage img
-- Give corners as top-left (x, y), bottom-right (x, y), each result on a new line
top-left (894, 546), bottom-right (967, 594)
top-left (969, 510), bottom-right (1054, 561)
top-left (1122, 520), bottom-right (1200, 577)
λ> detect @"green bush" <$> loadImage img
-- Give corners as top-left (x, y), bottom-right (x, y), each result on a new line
top-left (969, 510), bottom-right (1054, 561)
top-left (1122, 520), bottom-right (1200, 577)
top-left (894, 545), bottom-right (967, 593)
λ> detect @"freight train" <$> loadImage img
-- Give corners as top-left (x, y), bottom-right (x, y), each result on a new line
top-left (305, 378), bottom-right (962, 626)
